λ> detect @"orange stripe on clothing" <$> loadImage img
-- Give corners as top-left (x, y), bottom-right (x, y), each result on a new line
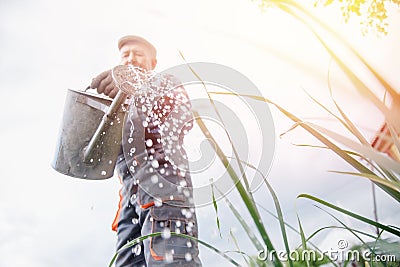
top-left (150, 246), bottom-right (164, 261)
top-left (140, 201), bottom-right (155, 209)
top-left (111, 174), bottom-right (124, 232)
top-left (111, 188), bottom-right (123, 232)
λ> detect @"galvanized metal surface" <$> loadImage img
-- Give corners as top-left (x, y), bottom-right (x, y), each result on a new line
top-left (52, 89), bottom-right (126, 179)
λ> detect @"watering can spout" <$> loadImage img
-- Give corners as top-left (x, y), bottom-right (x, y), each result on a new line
top-left (82, 90), bottom-right (127, 163)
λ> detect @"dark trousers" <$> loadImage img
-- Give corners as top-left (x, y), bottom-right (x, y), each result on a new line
top-left (115, 158), bottom-right (202, 267)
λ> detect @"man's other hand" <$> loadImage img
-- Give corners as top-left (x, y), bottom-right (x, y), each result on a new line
top-left (90, 69), bottom-right (119, 99)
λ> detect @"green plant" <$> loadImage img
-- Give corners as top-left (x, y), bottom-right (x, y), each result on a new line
top-left (189, 1), bottom-right (400, 266)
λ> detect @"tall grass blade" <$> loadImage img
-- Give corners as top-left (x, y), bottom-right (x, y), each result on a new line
top-left (230, 228), bottom-right (251, 266)
top-left (314, 206), bottom-right (367, 246)
top-left (209, 91), bottom-right (400, 201)
top-left (256, 202), bottom-right (339, 267)
top-left (305, 226), bottom-right (377, 243)
top-left (221, 188), bottom-right (264, 251)
top-left (298, 194), bottom-right (400, 237)
top-left (388, 124), bottom-right (400, 159)
top-left (274, 1), bottom-right (400, 132)
top-left (179, 52), bottom-right (253, 194)
top-left (230, 158), bottom-right (294, 267)
top-left (307, 122), bottom-right (400, 174)
top-left (326, 64), bottom-right (370, 145)
top-left (303, 89), bottom-right (368, 144)
top-left (109, 232), bottom-right (242, 267)
top-left (194, 111), bottom-right (282, 267)
top-left (211, 180), bottom-right (223, 238)
top-left (297, 215), bottom-right (310, 267)
top-left (274, 0), bottom-right (400, 103)
top-left (329, 171), bottom-right (400, 192)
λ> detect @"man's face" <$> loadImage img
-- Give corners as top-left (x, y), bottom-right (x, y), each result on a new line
top-left (119, 41), bottom-right (157, 70)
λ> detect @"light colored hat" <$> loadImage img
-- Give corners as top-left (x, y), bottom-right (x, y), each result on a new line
top-left (117, 35), bottom-right (157, 58)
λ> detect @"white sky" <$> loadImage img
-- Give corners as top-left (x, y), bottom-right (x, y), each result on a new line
top-left (1, 0), bottom-right (399, 266)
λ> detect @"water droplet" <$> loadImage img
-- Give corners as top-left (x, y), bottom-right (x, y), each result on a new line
top-left (185, 252), bottom-right (192, 262)
top-left (132, 244), bottom-right (141, 256)
top-left (132, 218), bottom-right (139, 224)
top-left (128, 138), bottom-right (133, 143)
top-left (146, 139), bottom-right (153, 147)
top-left (158, 182), bottom-right (164, 188)
top-left (184, 210), bottom-right (193, 219)
top-left (142, 121), bottom-right (148, 127)
top-left (162, 228), bottom-right (171, 239)
top-left (183, 190), bottom-right (191, 198)
top-left (154, 198), bottom-right (163, 207)
top-left (90, 158), bottom-right (94, 163)
top-left (130, 194), bottom-right (137, 204)
top-left (151, 159), bottom-right (159, 168)
top-left (101, 171), bottom-right (107, 176)
top-left (151, 175), bottom-right (158, 184)
top-left (175, 221), bottom-right (181, 227)
top-left (179, 180), bottom-right (187, 187)
top-left (164, 252), bottom-right (173, 263)
top-left (130, 147), bottom-right (136, 154)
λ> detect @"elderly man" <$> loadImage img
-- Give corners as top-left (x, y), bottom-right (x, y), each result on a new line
top-left (90, 35), bottom-right (202, 267)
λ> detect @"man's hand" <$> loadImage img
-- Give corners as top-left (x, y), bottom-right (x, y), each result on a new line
top-left (90, 69), bottom-right (119, 98)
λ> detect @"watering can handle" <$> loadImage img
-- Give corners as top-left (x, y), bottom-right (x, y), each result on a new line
top-left (83, 90), bottom-right (127, 163)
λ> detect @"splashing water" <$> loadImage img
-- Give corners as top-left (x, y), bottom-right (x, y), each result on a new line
top-left (132, 244), bottom-right (141, 256)
top-left (161, 228), bottom-right (171, 239)
top-left (154, 197), bottom-right (163, 207)
top-left (185, 252), bottom-right (192, 262)
top-left (164, 251), bottom-right (173, 263)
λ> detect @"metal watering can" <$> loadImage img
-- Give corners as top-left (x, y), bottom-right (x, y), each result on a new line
top-left (52, 88), bottom-right (127, 180)
top-left (52, 66), bottom-right (151, 180)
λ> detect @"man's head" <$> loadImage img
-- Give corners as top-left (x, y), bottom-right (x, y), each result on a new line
top-left (118, 35), bottom-right (157, 70)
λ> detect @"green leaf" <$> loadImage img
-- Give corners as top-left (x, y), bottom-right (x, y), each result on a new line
top-left (109, 232), bottom-right (242, 267)
top-left (229, 158), bottom-right (294, 267)
top-left (305, 122), bottom-right (400, 175)
top-left (298, 194), bottom-right (400, 237)
top-left (329, 171), bottom-right (400, 192)
top-left (211, 180), bottom-right (223, 238)
top-left (194, 112), bottom-right (282, 267)
top-left (209, 91), bottom-right (400, 202)
top-left (297, 215), bottom-right (310, 267)
top-left (221, 188), bottom-right (264, 251)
